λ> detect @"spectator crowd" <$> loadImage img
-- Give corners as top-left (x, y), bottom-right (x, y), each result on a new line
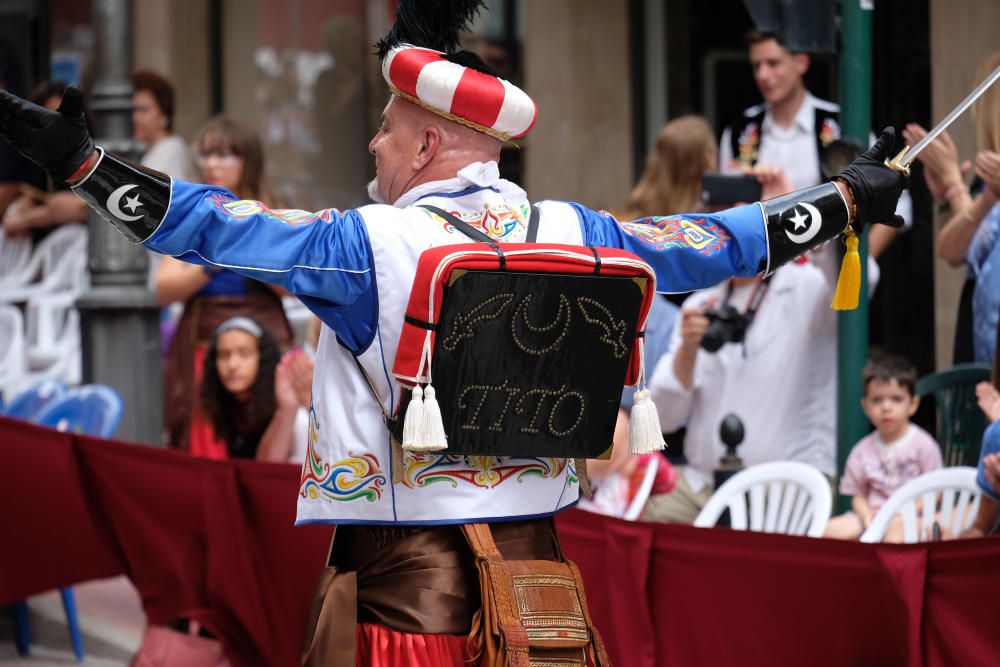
top-left (1, 69), bottom-right (316, 467)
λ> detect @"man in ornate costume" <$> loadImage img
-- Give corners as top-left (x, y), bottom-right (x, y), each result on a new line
top-left (0, 2), bottom-right (907, 664)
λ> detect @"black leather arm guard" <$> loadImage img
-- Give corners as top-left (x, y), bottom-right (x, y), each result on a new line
top-left (761, 181), bottom-right (851, 272)
top-left (71, 149), bottom-right (171, 243)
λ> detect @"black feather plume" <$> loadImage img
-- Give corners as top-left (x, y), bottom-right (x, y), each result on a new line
top-left (376, 0), bottom-right (486, 59)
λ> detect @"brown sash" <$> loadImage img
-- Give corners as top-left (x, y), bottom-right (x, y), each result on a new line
top-left (300, 563), bottom-right (357, 666)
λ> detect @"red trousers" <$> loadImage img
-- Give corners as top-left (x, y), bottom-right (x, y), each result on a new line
top-left (356, 623), bottom-right (473, 666)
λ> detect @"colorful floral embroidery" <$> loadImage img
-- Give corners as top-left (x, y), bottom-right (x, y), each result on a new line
top-left (737, 122), bottom-right (760, 167)
top-left (425, 203), bottom-right (526, 239)
top-left (403, 454), bottom-right (569, 489)
top-left (211, 193), bottom-right (338, 227)
top-left (620, 217), bottom-right (731, 256)
top-left (299, 406), bottom-right (386, 503)
top-left (819, 117), bottom-right (841, 148)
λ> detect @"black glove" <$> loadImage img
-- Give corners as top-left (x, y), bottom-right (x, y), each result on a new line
top-left (836, 126), bottom-right (909, 230)
top-left (0, 85), bottom-right (95, 184)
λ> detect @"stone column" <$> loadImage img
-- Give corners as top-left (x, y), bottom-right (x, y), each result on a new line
top-left (522, 0), bottom-right (633, 211)
top-left (75, 0), bottom-right (164, 445)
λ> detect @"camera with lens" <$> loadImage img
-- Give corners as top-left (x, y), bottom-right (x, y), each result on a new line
top-left (700, 305), bottom-right (752, 352)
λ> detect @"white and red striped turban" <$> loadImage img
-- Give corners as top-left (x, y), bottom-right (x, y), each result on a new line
top-left (381, 44), bottom-right (537, 142)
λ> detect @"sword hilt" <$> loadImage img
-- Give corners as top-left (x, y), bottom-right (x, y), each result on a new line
top-left (886, 145), bottom-right (911, 176)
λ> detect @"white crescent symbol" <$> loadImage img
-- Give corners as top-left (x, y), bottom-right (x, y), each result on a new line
top-left (106, 184), bottom-right (143, 222)
top-left (784, 202), bottom-right (823, 244)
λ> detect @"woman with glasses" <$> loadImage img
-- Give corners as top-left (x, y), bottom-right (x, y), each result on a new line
top-left (155, 116), bottom-right (292, 457)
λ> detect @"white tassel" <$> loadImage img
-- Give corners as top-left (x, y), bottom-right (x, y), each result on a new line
top-left (629, 389), bottom-right (666, 455)
top-left (418, 384), bottom-right (449, 451)
top-left (401, 385), bottom-right (425, 451)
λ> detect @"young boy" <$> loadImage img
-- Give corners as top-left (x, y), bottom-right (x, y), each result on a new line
top-left (825, 355), bottom-right (943, 541)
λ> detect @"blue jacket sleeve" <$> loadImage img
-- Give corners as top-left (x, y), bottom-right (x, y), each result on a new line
top-left (569, 202), bottom-right (769, 293)
top-left (145, 181), bottom-right (378, 352)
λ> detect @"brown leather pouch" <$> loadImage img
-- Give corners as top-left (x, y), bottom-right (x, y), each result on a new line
top-left (462, 523), bottom-right (611, 666)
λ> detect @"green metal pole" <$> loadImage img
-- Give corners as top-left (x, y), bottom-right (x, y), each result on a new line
top-left (836, 0), bottom-right (873, 513)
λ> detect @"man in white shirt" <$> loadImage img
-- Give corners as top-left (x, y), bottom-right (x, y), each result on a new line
top-left (719, 30), bottom-right (908, 257)
top-left (641, 164), bottom-right (881, 524)
top-left (643, 264), bottom-right (828, 522)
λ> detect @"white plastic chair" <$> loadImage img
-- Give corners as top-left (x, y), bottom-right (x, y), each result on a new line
top-left (0, 235), bottom-right (32, 285)
top-left (23, 307), bottom-right (81, 387)
top-left (694, 461), bottom-right (833, 537)
top-left (624, 455), bottom-right (660, 521)
top-left (860, 467), bottom-right (981, 544)
top-left (24, 252), bottom-right (88, 366)
top-left (0, 304), bottom-right (27, 400)
top-left (0, 224), bottom-right (88, 303)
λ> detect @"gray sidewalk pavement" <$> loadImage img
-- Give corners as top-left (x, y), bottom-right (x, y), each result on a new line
top-left (1, 577), bottom-right (144, 666)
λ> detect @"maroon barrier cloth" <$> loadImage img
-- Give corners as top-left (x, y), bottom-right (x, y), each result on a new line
top-left (0, 416), bottom-right (332, 666)
top-left (2, 414), bottom-right (999, 666)
top-left (555, 507), bottom-right (1000, 667)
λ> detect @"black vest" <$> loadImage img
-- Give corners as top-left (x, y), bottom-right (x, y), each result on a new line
top-left (727, 102), bottom-right (842, 170)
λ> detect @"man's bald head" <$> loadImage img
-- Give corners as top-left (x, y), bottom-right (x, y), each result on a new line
top-left (367, 95), bottom-right (502, 204)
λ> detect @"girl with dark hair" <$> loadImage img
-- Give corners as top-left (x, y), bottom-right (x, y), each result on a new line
top-left (200, 317), bottom-right (309, 460)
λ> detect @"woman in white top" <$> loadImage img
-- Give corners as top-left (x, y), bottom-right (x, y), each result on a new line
top-left (132, 70), bottom-right (197, 180)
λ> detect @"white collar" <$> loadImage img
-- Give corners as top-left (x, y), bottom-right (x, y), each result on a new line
top-left (391, 161), bottom-right (528, 208)
top-left (762, 91), bottom-right (816, 135)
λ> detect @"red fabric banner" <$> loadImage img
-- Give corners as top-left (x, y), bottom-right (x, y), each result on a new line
top-left (0, 417), bottom-right (332, 666)
top-left (1, 415), bottom-right (997, 666)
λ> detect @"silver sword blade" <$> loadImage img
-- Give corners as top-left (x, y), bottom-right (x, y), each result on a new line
top-left (901, 64), bottom-right (1000, 168)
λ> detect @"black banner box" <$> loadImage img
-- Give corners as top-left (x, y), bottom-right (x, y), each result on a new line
top-left (430, 269), bottom-right (647, 458)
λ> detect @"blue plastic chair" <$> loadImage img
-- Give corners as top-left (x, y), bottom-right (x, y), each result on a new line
top-left (9, 384), bottom-right (124, 662)
top-left (3, 379), bottom-right (67, 421)
top-left (35, 384), bottom-right (125, 438)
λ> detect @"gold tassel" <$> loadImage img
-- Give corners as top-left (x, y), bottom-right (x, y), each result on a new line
top-left (831, 227), bottom-right (861, 311)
